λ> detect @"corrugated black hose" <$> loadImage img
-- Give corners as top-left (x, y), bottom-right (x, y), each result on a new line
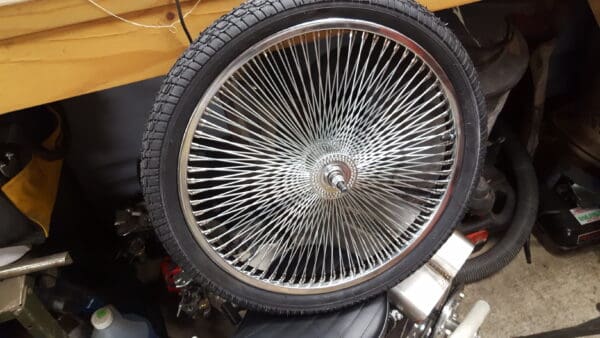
top-left (456, 122), bottom-right (539, 284)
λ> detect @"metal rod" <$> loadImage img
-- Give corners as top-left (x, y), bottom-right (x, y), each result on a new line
top-left (0, 252), bottom-right (72, 280)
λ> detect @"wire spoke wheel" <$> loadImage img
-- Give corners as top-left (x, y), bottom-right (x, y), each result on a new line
top-left (179, 19), bottom-right (461, 293)
top-left (142, 0), bottom-right (484, 313)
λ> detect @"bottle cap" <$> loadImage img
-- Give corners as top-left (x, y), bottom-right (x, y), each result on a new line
top-left (91, 306), bottom-right (114, 330)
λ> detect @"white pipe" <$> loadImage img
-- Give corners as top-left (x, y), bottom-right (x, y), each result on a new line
top-left (450, 300), bottom-right (490, 338)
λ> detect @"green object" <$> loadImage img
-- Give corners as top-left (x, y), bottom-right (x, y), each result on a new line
top-left (96, 308), bottom-right (108, 318)
top-left (570, 208), bottom-right (600, 225)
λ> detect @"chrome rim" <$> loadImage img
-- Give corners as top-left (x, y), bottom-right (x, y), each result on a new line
top-left (179, 18), bottom-right (462, 294)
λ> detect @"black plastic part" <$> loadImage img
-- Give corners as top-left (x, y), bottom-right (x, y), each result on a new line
top-left (234, 294), bottom-right (389, 338)
top-left (222, 302), bottom-right (242, 326)
top-left (459, 166), bottom-right (516, 234)
top-left (468, 177), bottom-right (496, 216)
top-left (537, 183), bottom-right (600, 250)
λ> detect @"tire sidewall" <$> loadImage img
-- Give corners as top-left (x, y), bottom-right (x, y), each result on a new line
top-left (154, 1), bottom-right (482, 313)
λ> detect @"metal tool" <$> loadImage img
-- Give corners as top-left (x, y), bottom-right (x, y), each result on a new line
top-left (0, 252), bottom-right (72, 280)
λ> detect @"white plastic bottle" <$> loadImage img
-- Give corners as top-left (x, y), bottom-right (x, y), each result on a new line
top-left (91, 305), bottom-right (157, 338)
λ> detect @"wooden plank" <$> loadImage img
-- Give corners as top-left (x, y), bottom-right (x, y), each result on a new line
top-left (0, 0), bottom-right (478, 41)
top-left (421, 0), bottom-right (478, 11)
top-left (0, 0), bottom-right (478, 115)
top-left (0, 0), bottom-right (200, 40)
top-left (0, 0), bottom-right (30, 6)
top-left (0, 0), bottom-right (240, 114)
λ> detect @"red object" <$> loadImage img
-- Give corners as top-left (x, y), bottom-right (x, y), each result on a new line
top-left (466, 230), bottom-right (489, 246)
top-left (160, 257), bottom-right (183, 293)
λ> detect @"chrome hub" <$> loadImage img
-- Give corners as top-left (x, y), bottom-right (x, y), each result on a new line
top-left (311, 153), bottom-right (357, 199)
top-left (324, 163), bottom-right (349, 193)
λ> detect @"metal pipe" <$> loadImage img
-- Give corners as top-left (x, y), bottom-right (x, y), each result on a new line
top-left (450, 300), bottom-right (491, 338)
top-left (0, 252), bottom-right (72, 280)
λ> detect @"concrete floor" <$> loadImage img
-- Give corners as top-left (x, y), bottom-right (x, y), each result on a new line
top-left (462, 238), bottom-right (600, 338)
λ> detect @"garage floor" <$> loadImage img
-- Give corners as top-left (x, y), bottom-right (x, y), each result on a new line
top-left (462, 238), bottom-right (600, 338)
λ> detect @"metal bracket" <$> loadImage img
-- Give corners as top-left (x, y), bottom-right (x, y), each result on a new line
top-left (388, 232), bottom-right (474, 323)
top-left (0, 275), bottom-right (68, 338)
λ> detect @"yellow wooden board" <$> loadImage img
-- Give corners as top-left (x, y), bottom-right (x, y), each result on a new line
top-left (421, 0), bottom-right (479, 11)
top-left (0, 0), bottom-right (196, 40)
top-left (0, 0), bottom-right (478, 115)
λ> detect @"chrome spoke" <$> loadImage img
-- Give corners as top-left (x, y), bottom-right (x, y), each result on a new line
top-left (179, 20), bottom-right (461, 292)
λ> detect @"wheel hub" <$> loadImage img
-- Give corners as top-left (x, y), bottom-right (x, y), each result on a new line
top-left (323, 163), bottom-right (349, 193)
top-left (311, 153), bottom-right (357, 199)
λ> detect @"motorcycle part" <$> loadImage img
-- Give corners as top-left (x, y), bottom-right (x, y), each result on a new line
top-left (467, 177), bottom-right (495, 216)
top-left (234, 293), bottom-right (389, 338)
top-left (432, 290), bottom-right (464, 337)
top-left (449, 300), bottom-right (490, 338)
top-left (393, 287), bottom-right (489, 338)
top-left (114, 204), bottom-right (152, 237)
top-left (456, 124), bottom-right (538, 284)
top-left (141, 0), bottom-right (485, 313)
top-left (176, 283), bottom-right (209, 319)
top-left (459, 166), bottom-right (516, 235)
top-left (236, 236), bottom-right (484, 338)
top-left (388, 232), bottom-right (473, 323)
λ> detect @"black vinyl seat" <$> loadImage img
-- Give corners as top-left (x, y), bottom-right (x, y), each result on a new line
top-left (234, 294), bottom-right (389, 338)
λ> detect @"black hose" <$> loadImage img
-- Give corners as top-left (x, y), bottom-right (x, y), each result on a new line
top-left (456, 123), bottom-right (539, 284)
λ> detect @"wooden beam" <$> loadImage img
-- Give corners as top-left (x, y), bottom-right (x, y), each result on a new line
top-left (0, 0), bottom-right (478, 115)
top-left (420, 0), bottom-right (478, 11)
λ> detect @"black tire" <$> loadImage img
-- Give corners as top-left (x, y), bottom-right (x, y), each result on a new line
top-left (141, 0), bottom-right (486, 314)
